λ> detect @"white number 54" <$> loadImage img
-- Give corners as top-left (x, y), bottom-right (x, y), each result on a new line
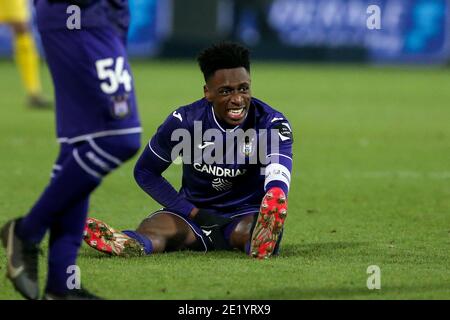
top-left (95, 57), bottom-right (132, 94)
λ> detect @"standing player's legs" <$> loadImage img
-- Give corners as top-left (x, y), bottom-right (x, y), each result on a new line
top-left (44, 135), bottom-right (141, 295)
top-left (4, 134), bottom-right (140, 298)
top-left (1, 142), bottom-right (98, 300)
top-left (17, 142), bottom-right (101, 244)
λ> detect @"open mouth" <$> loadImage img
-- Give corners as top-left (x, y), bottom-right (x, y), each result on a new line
top-left (226, 106), bottom-right (247, 121)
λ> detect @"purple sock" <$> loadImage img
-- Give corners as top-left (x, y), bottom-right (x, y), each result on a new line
top-left (122, 230), bottom-right (153, 255)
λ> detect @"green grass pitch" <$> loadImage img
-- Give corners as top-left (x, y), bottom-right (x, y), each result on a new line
top-left (0, 59), bottom-right (449, 300)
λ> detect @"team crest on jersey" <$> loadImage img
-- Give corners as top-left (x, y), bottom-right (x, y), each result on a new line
top-left (241, 137), bottom-right (254, 157)
top-left (110, 94), bottom-right (130, 119)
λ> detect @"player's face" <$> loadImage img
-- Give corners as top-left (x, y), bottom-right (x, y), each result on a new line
top-left (204, 67), bottom-right (251, 126)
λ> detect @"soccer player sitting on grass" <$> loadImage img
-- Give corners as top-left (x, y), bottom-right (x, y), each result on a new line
top-left (84, 42), bottom-right (293, 259)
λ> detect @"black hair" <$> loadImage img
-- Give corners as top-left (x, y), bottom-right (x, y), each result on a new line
top-left (197, 42), bottom-right (250, 82)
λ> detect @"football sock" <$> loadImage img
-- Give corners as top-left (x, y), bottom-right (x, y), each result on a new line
top-left (46, 198), bottom-right (89, 294)
top-left (17, 134), bottom-right (140, 294)
top-left (245, 241), bottom-right (251, 255)
top-left (122, 230), bottom-right (154, 255)
top-left (14, 31), bottom-right (42, 96)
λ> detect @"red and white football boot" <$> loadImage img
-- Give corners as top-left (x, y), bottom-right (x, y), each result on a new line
top-left (83, 217), bottom-right (144, 257)
top-left (250, 187), bottom-right (288, 259)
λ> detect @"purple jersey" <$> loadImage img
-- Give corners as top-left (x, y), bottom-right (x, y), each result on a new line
top-left (35, 2), bottom-right (141, 143)
top-left (148, 98), bottom-right (293, 214)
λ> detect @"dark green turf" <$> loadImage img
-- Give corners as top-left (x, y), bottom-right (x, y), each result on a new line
top-left (0, 60), bottom-right (449, 299)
